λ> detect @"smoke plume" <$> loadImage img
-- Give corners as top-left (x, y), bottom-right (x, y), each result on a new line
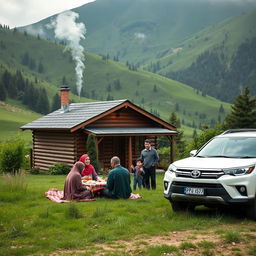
top-left (47, 11), bottom-right (86, 97)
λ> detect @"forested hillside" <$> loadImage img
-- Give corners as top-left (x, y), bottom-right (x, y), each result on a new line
top-left (0, 27), bottom-right (230, 136)
top-left (149, 9), bottom-right (256, 102)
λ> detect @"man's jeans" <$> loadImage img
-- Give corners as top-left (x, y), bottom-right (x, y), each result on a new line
top-left (144, 166), bottom-right (156, 190)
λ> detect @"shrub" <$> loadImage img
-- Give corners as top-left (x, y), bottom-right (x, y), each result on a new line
top-left (48, 162), bottom-right (70, 175)
top-left (86, 134), bottom-right (100, 172)
top-left (30, 167), bottom-right (40, 175)
top-left (0, 140), bottom-right (24, 174)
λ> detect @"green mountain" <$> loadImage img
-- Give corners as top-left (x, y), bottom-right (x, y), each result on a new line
top-left (20, 0), bottom-right (256, 64)
top-left (149, 9), bottom-right (256, 102)
top-left (0, 28), bottom-right (230, 141)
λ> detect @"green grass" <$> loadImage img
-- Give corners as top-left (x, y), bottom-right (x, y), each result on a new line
top-left (0, 173), bottom-right (252, 256)
top-left (223, 230), bottom-right (242, 244)
top-left (0, 100), bottom-right (41, 142)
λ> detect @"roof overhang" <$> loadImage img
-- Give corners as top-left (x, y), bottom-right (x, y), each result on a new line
top-left (84, 127), bottom-right (177, 136)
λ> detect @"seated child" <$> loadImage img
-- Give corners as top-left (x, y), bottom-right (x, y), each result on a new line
top-left (131, 159), bottom-right (144, 190)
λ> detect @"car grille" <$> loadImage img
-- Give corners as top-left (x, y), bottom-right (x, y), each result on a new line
top-left (172, 181), bottom-right (223, 188)
top-left (175, 168), bottom-right (224, 179)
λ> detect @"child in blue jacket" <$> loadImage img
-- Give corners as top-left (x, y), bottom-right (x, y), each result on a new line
top-left (131, 159), bottom-right (144, 190)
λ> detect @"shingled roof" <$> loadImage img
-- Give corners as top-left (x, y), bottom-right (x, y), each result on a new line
top-left (21, 99), bottom-right (127, 130)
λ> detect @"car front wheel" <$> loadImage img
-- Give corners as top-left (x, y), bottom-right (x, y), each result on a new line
top-left (246, 196), bottom-right (256, 221)
top-left (170, 201), bottom-right (195, 212)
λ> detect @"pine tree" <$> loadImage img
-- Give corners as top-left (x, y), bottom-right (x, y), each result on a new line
top-left (0, 81), bottom-right (7, 101)
top-left (51, 93), bottom-right (60, 111)
top-left (86, 134), bottom-right (100, 172)
top-left (36, 88), bottom-right (50, 114)
top-left (169, 112), bottom-right (186, 157)
top-left (21, 52), bottom-right (29, 66)
top-left (224, 87), bottom-right (256, 129)
top-left (38, 61), bottom-right (44, 73)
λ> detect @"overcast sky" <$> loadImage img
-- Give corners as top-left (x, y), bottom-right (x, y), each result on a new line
top-left (0, 0), bottom-right (95, 28)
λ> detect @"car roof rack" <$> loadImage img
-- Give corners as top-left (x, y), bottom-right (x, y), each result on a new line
top-left (222, 129), bottom-right (256, 135)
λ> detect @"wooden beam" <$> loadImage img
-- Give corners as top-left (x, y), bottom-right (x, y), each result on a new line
top-left (97, 137), bottom-right (104, 145)
top-left (128, 136), bottom-right (132, 172)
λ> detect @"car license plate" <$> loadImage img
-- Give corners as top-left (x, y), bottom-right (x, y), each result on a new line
top-left (184, 187), bottom-right (204, 195)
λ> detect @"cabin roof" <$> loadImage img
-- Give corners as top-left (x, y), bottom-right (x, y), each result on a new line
top-left (21, 99), bottom-right (127, 130)
top-left (21, 99), bottom-right (176, 132)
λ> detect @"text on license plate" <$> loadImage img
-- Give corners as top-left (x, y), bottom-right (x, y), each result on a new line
top-left (184, 187), bottom-right (204, 195)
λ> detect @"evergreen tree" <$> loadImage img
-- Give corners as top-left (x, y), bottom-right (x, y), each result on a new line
top-left (114, 79), bottom-right (121, 90)
top-left (0, 81), bottom-right (7, 101)
top-left (169, 112), bottom-right (186, 157)
top-left (219, 104), bottom-right (225, 114)
top-left (51, 93), bottom-right (60, 111)
top-left (86, 134), bottom-right (100, 172)
top-left (62, 76), bottom-right (67, 85)
top-left (36, 88), bottom-right (50, 114)
top-left (21, 52), bottom-right (29, 65)
top-left (224, 87), bottom-right (256, 129)
top-left (38, 61), bottom-right (44, 73)
top-left (28, 58), bottom-right (36, 70)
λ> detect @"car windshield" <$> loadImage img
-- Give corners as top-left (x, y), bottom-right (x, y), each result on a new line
top-left (197, 137), bottom-right (256, 158)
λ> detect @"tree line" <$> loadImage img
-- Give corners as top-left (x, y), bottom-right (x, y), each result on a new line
top-left (166, 37), bottom-right (256, 103)
top-left (0, 68), bottom-right (60, 114)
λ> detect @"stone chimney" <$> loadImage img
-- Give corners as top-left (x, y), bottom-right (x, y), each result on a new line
top-left (60, 86), bottom-right (70, 113)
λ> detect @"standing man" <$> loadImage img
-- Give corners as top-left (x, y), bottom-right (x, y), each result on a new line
top-left (103, 156), bottom-right (132, 199)
top-left (140, 139), bottom-right (159, 190)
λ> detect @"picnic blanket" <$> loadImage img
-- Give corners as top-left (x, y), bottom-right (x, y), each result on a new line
top-left (45, 188), bottom-right (96, 203)
top-left (45, 188), bottom-right (141, 203)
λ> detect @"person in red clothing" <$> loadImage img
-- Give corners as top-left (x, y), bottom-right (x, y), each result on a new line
top-left (79, 154), bottom-right (99, 180)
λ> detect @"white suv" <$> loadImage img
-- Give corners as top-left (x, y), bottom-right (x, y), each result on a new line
top-left (164, 129), bottom-right (256, 220)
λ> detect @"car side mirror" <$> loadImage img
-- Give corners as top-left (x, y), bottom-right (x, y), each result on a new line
top-left (190, 150), bottom-right (197, 157)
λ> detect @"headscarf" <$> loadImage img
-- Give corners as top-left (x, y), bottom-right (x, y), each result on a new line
top-left (68, 161), bottom-right (85, 176)
top-left (79, 154), bottom-right (95, 176)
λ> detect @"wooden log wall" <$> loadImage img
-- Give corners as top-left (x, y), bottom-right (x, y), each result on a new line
top-left (32, 130), bottom-right (86, 171)
top-left (87, 108), bottom-right (159, 128)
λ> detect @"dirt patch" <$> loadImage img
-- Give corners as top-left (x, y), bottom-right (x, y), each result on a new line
top-left (0, 101), bottom-right (27, 113)
top-left (49, 226), bottom-right (256, 256)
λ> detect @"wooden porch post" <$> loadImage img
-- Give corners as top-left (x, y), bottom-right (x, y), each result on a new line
top-left (128, 136), bottom-right (132, 171)
top-left (96, 137), bottom-right (104, 162)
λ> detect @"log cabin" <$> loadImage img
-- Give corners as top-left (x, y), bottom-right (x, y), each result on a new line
top-left (21, 86), bottom-right (177, 171)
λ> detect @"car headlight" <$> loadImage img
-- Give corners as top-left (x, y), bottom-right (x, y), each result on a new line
top-left (167, 164), bottom-right (177, 173)
top-left (223, 166), bottom-right (255, 176)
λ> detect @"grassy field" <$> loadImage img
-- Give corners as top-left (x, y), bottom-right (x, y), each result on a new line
top-left (0, 100), bottom-right (41, 143)
top-left (0, 173), bottom-right (255, 256)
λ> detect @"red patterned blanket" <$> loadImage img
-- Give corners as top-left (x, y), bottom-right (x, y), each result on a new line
top-left (45, 188), bottom-right (141, 203)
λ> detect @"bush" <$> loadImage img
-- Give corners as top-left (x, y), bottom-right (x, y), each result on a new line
top-left (0, 140), bottom-right (25, 174)
top-left (86, 134), bottom-right (100, 172)
top-left (48, 162), bottom-right (70, 175)
top-left (30, 167), bottom-right (40, 175)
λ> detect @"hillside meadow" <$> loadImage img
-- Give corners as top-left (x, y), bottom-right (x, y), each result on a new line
top-left (0, 100), bottom-right (41, 142)
top-left (0, 173), bottom-right (256, 256)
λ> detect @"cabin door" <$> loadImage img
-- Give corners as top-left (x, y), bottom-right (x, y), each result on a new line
top-left (113, 136), bottom-right (126, 166)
